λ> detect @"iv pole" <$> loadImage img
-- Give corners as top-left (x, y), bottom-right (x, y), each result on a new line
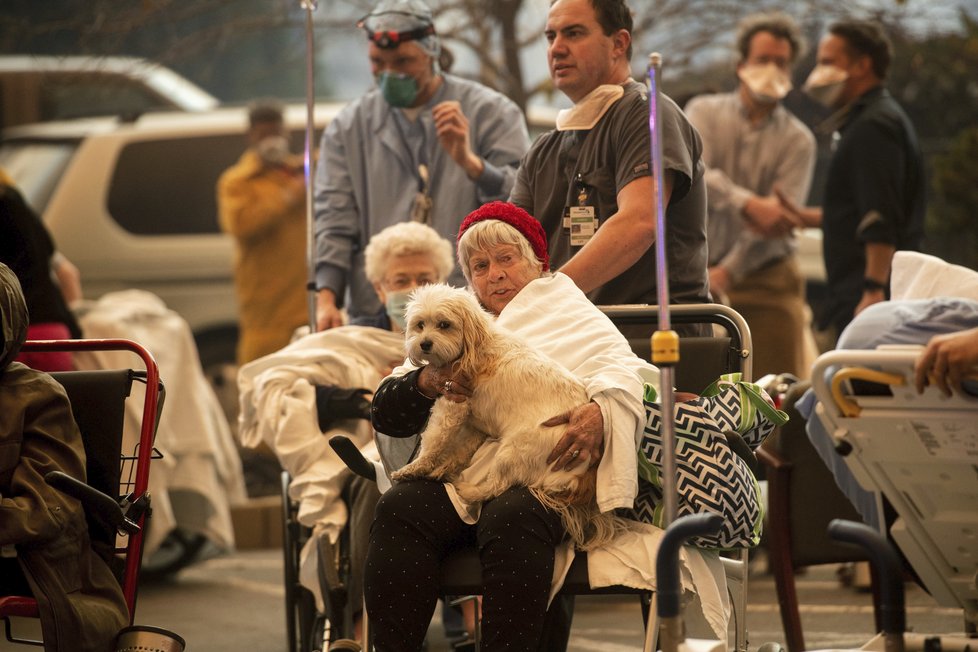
top-left (301, 0), bottom-right (319, 332)
top-left (647, 52), bottom-right (679, 527)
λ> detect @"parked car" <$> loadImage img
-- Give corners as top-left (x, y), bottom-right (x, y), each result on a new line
top-left (0, 55), bottom-right (219, 129)
top-left (0, 104), bottom-right (345, 382)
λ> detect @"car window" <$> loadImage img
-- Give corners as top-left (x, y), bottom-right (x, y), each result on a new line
top-left (37, 74), bottom-right (173, 121)
top-left (108, 134), bottom-right (243, 236)
top-left (107, 128), bottom-right (321, 237)
top-left (0, 140), bottom-right (77, 214)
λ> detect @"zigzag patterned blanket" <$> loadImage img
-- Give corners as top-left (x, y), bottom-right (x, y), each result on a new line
top-left (623, 374), bottom-right (788, 549)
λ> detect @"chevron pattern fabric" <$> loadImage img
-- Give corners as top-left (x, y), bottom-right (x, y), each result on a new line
top-left (622, 380), bottom-right (784, 549)
top-left (700, 373), bottom-right (787, 449)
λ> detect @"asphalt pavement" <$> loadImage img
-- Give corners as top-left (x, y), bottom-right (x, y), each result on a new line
top-left (27, 548), bottom-right (958, 652)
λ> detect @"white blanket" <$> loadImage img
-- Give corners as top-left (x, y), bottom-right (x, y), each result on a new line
top-left (506, 275), bottom-right (729, 639)
top-left (237, 326), bottom-right (404, 537)
top-left (75, 290), bottom-right (247, 557)
top-left (237, 326), bottom-right (403, 611)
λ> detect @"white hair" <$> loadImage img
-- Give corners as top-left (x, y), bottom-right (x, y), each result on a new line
top-left (364, 222), bottom-right (454, 284)
top-left (457, 220), bottom-right (543, 285)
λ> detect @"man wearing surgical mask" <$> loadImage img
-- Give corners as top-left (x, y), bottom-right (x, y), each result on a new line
top-left (685, 13), bottom-right (816, 379)
top-left (218, 100), bottom-right (309, 364)
top-left (313, 0), bottom-right (529, 332)
top-left (778, 20), bottom-right (925, 346)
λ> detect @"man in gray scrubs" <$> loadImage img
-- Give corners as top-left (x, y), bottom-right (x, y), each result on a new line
top-left (511, 0), bottom-right (710, 315)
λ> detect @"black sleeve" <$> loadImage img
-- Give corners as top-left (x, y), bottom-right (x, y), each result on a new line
top-left (369, 367), bottom-right (435, 437)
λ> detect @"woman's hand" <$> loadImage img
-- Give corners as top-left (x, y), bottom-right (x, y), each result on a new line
top-left (417, 364), bottom-right (473, 403)
top-left (543, 401), bottom-right (604, 471)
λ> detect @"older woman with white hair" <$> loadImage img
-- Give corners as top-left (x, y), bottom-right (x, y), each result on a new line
top-left (356, 221), bottom-right (455, 332)
top-left (237, 221), bottom-right (454, 647)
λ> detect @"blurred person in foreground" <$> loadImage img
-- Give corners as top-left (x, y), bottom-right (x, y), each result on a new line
top-left (0, 262), bottom-right (128, 652)
top-left (0, 167), bottom-right (82, 371)
top-left (218, 100), bottom-right (308, 365)
top-left (778, 19), bottom-right (925, 347)
top-left (313, 0), bottom-right (529, 331)
top-left (510, 0), bottom-right (710, 331)
top-left (685, 13), bottom-right (816, 379)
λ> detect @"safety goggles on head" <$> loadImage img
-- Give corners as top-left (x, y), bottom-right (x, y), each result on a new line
top-left (357, 11), bottom-right (436, 49)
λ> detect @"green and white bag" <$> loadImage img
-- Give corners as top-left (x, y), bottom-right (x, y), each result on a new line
top-left (623, 373), bottom-right (788, 549)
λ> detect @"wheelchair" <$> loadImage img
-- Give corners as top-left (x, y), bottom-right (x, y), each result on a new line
top-left (0, 338), bottom-right (184, 650)
top-left (324, 303), bottom-right (763, 652)
top-left (282, 470), bottom-right (361, 652)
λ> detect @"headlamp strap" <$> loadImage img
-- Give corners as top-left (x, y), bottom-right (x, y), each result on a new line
top-left (360, 23), bottom-right (435, 49)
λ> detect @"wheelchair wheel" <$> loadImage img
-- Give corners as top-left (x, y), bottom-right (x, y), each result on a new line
top-left (283, 472), bottom-right (320, 652)
top-left (282, 471), bottom-right (356, 652)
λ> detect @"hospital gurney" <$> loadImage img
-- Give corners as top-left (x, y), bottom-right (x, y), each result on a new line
top-left (810, 347), bottom-right (978, 640)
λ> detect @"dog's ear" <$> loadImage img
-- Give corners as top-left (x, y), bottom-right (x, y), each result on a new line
top-left (455, 294), bottom-right (493, 376)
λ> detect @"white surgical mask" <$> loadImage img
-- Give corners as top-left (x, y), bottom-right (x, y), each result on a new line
top-left (385, 291), bottom-right (412, 330)
top-left (738, 63), bottom-right (792, 104)
top-left (256, 135), bottom-right (291, 167)
top-left (803, 64), bottom-right (849, 108)
top-left (555, 84), bottom-right (625, 131)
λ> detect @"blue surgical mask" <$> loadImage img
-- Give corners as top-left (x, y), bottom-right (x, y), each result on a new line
top-left (385, 291), bottom-right (412, 330)
top-left (377, 71), bottom-right (419, 108)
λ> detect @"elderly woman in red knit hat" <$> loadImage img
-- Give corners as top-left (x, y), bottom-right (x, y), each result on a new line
top-left (362, 201), bottom-right (774, 651)
top-left (364, 201), bottom-right (669, 651)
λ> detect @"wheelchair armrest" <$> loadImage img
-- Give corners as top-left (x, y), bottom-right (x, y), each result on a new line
top-left (329, 435), bottom-right (377, 482)
top-left (756, 444), bottom-right (788, 472)
top-left (44, 470), bottom-right (133, 533)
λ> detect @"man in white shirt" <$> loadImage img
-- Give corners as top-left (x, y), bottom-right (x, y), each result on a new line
top-left (685, 13), bottom-right (816, 378)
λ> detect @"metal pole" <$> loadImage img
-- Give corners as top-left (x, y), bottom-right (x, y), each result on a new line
top-left (647, 52), bottom-right (679, 526)
top-left (302, 0), bottom-right (319, 332)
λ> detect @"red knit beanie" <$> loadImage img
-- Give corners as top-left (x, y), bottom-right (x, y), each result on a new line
top-left (457, 201), bottom-right (550, 272)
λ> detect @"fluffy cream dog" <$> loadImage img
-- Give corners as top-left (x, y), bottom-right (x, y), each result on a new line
top-left (390, 283), bottom-right (626, 550)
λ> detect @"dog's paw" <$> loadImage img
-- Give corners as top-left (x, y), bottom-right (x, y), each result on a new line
top-left (453, 481), bottom-right (492, 504)
top-left (391, 463), bottom-right (427, 483)
top-left (390, 468), bottom-right (408, 482)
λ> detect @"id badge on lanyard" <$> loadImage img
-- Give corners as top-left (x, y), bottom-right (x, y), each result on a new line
top-left (563, 173), bottom-right (597, 247)
top-left (410, 163), bottom-right (433, 224)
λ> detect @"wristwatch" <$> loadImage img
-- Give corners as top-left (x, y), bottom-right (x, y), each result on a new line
top-left (863, 277), bottom-right (887, 291)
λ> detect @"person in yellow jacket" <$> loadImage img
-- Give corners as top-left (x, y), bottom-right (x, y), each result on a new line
top-left (218, 101), bottom-right (309, 364)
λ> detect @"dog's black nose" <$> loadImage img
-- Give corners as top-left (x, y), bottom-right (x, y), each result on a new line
top-left (421, 339), bottom-right (433, 353)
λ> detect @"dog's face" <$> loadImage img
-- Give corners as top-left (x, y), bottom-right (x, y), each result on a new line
top-left (404, 284), bottom-right (491, 369)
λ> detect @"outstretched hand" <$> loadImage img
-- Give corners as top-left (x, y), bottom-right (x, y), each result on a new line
top-left (913, 326), bottom-right (978, 396)
top-left (543, 401), bottom-right (604, 472)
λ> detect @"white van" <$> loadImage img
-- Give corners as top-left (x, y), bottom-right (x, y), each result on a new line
top-left (0, 103), bottom-right (344, 372)
top-left (0, 55), bottom-right (219, 128)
